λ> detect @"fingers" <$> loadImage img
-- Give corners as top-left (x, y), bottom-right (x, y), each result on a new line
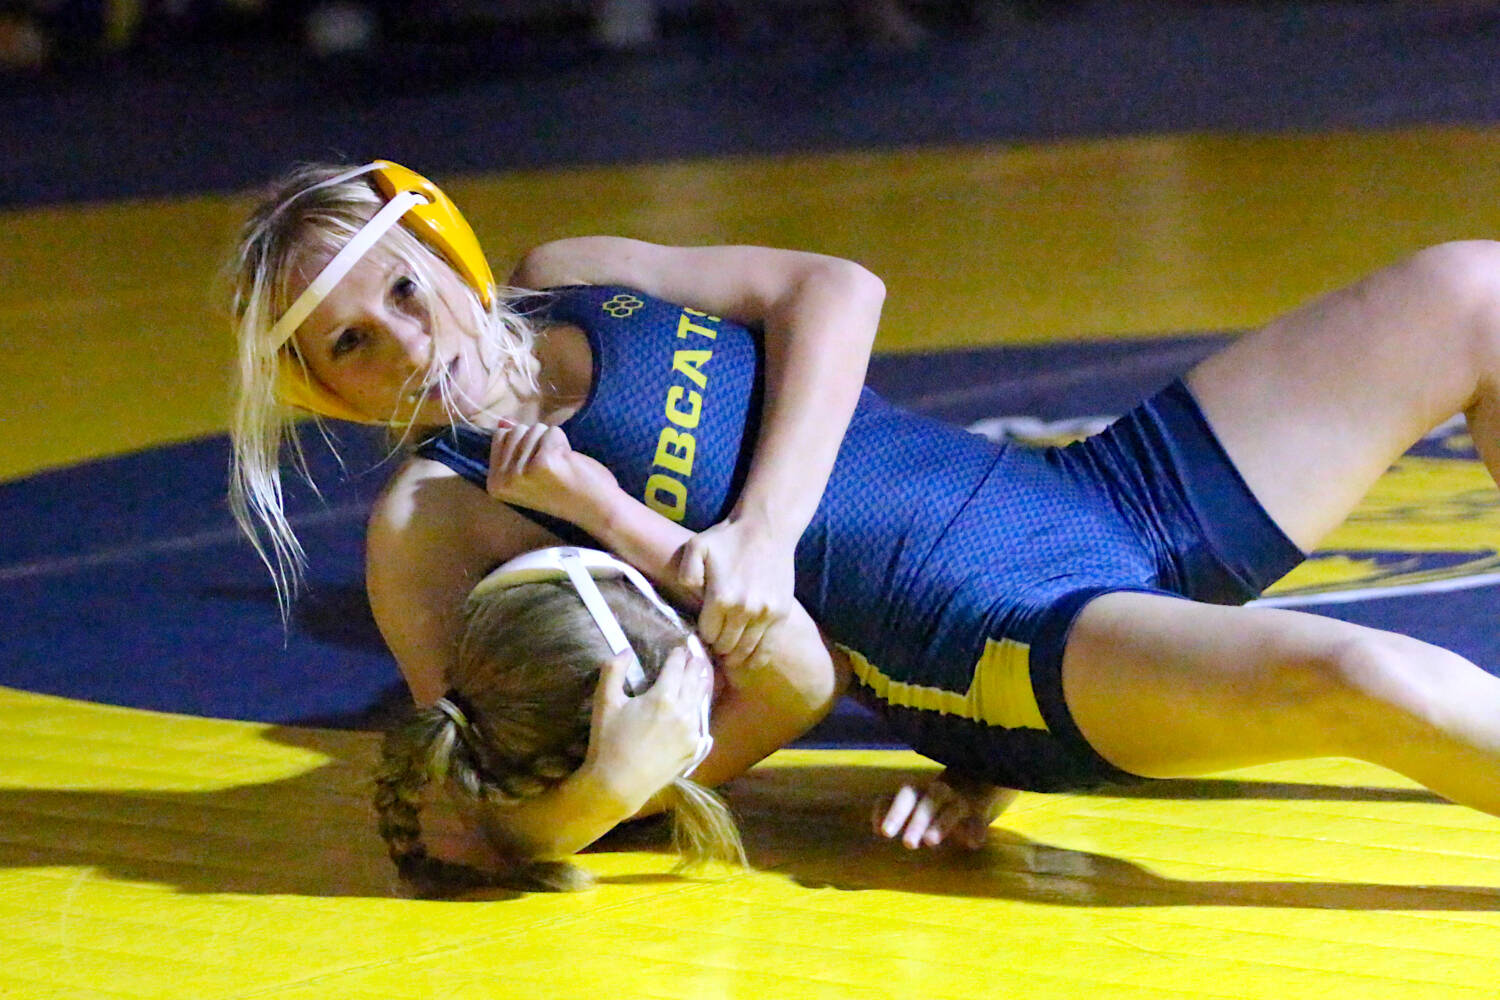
top-left (653, 644), bottom-right (691, 695)
top-left (486, 422), bottom-right (572, 495)
top-left (661, 643), bottom-right (714, 705)
top-left (720, 617), bottom-right (770, 672)
top-left (606, 644), bottom-right (710, 776)
top-left (537, 424), bottom-right (571, 459)
top-left (585, 651), bottom-right (636, 767)
top-left (925, 798), bottom-right (970, 848)
top-left (676, 538), bottom-right (708, 594)
top-left (703, 581), bottom-right (784, 658)
top-left (873, 779), bottom-right (995, 851)
top-left (591, 651), bottom-right (633, 719)
top-left (700, 576), bottom-right (771, 661)
top-left (673, 526), bottom-right (793, 666)
top-left (876, 785), bottom-right (919, 840)
top-left (709, 609), bottom-right (747, 660)
top-left (635, 644), bottom-right (712, 707)
top-left (698, 599), bottom-right (727, 651)
top-left (693, 543), bottom-right (731, 649)
top-left (497, 423), bottom-right (550, 477)
top-left (899, 787), bottom-right (943, 849)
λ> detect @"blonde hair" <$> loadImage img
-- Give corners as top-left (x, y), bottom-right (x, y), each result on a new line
top-left (226, 162), bottom-right (538, 615)
top-left (373, 578), bottom-right (746, 898)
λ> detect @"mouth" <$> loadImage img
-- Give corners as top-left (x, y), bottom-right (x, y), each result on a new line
top-left (405, 358), bottom-right (459, 404)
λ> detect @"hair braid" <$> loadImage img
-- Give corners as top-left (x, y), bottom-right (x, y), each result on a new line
top-left (373, 707), bottom-right (591, 897)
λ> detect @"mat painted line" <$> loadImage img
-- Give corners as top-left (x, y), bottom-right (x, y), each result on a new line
top-left (0, 503), bottom-right (364, 583)
top-left (1253, 573), bottom-right (1500, 608)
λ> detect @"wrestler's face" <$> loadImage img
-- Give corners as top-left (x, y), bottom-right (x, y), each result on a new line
top-left (288, 246), bottom-right (499, 424)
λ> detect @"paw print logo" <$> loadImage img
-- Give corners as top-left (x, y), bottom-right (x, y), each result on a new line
top-left (602, 293), bottom-right (644, 319)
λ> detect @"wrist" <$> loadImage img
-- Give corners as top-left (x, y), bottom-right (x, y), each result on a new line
top-left (574, 757), bottom-right (656, 819)
top-left (571, 481), bottom-right (629, 541)
top-left (727, 496), bottom-right (802, 545)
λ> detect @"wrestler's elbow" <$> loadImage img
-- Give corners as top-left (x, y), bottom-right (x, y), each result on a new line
top-left (808, 256), bottom-right (886, 313)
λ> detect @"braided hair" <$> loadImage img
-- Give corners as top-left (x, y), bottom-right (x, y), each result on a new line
top-left (373, 704), bottom-right (590, 896)
top-left (373, 578), bottom-right (745, 897)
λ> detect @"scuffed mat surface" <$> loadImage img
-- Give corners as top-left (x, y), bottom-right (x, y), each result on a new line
top-left (4, 687), bottom-right (1499, 998)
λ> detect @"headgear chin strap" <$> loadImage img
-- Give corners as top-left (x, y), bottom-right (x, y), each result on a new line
top-left (266, 159), bottom-right (497, 423)
top-left (473, 547), bottom-right (715, 778)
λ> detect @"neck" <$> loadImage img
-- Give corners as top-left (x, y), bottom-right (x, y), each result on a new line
top-left (529, 322), bottom-right (592, 424)
top-left (451, 322), bottom-right (592, 429)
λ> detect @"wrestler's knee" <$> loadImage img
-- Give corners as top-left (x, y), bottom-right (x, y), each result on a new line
top-left (1399, 242), bottom-right (1500, 352)
top-left (1289, 628), bottom-right (1453, 756)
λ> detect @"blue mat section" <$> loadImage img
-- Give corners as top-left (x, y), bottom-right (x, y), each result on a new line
top-left (6, 333), bottom-right (1499, 733)
top-left (0, 426), bottom-right (398, 727)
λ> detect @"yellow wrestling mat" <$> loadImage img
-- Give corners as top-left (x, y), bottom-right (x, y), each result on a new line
top-left (4, 686), bottom-right (1498, 999)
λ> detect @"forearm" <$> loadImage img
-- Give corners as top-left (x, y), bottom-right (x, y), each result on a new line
top-left (687, 606), bottom-right (850, 790)
top-left (573, 478), bottom-right (699, 607)
top-left (514, 239), bottom-right (882, 542)
top-left (736, 261), bottom-right (883, 539)
top-left (480, 751), bottom-right (663, 860)
top-left (574, 482), bottom-right (851, 788)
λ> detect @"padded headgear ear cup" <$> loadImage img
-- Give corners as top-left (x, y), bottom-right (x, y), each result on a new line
top-left (275, 347), bottom-right (373, 424)
top-left (370, 160), bottom-right (497, 308)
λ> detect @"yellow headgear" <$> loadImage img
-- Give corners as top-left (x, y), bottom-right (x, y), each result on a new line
top-left (268, 160), bottom-right (497, 423)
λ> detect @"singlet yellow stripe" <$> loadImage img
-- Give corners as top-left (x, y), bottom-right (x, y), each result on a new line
top-left (839, 639), bottom-right (1049, 732)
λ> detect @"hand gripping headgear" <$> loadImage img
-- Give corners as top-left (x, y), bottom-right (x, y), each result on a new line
top-left (470, 547), bottom-right (715, 778)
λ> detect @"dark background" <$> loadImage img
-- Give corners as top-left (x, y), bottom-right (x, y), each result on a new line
top-left (6, 2), bottom-right (1500, 206)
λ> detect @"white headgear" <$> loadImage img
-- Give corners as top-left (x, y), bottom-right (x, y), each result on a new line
top-left (473, 547), bottom-right (714, 777)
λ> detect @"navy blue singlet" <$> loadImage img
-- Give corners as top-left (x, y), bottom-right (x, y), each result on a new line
top-left (418, 285), bottom-right (1304, 792)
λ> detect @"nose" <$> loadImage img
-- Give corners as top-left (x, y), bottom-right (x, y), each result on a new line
top-left (386, 314), bottom-right (432, 371)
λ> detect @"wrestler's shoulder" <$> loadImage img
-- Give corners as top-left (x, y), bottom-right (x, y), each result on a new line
top-left (368, 453), bottom-right (553, 560)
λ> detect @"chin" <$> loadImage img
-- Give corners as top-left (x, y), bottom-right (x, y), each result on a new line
top-left (406, 393), bottom-right (472, 426)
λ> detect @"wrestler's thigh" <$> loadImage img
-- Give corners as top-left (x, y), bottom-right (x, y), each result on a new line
top-left (1186, 243), bottom-right (1496, 551)
top-left (1060, 591), bottom-right (1386, 778)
